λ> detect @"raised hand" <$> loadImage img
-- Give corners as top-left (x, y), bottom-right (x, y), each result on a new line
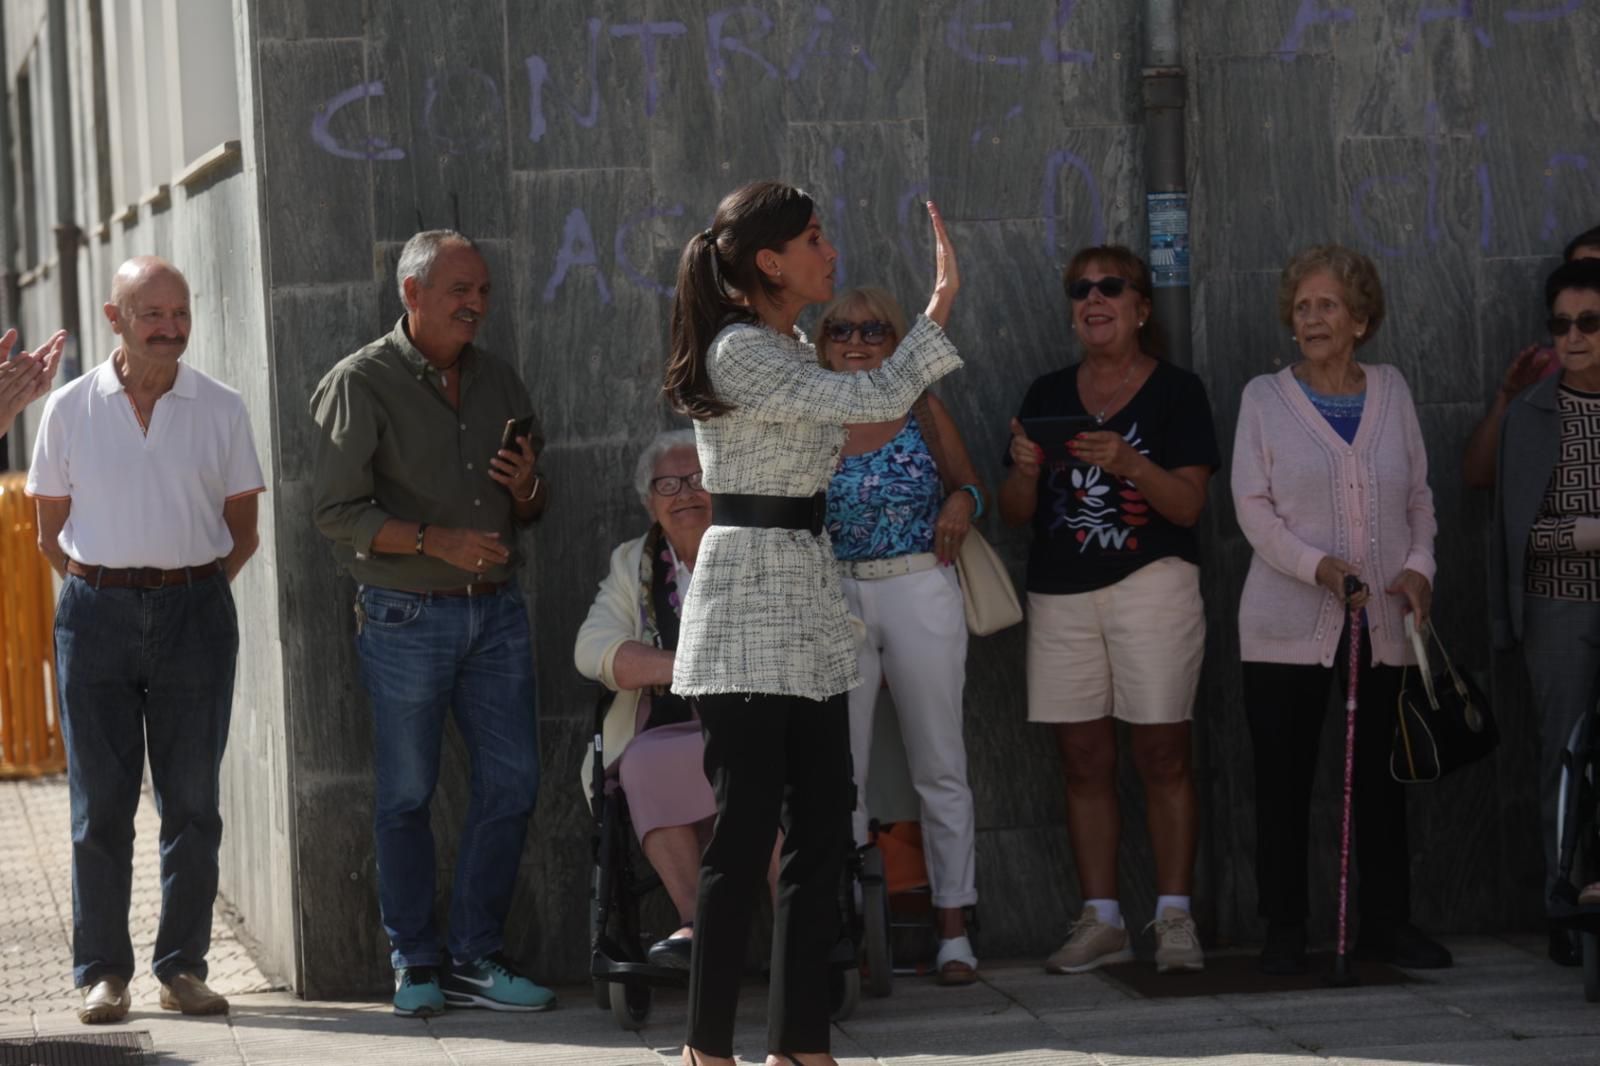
top-left (1498, 343), bottom-right (1552, 400)
top-left (923, 201), bottom-right (960, 328)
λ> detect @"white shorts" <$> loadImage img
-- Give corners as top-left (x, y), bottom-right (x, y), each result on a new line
top-left (1026, 557), bottom-right (1205, 725)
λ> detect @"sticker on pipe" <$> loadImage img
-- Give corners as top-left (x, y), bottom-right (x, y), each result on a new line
top-left (1147, 193), bottom-right (1190, 289)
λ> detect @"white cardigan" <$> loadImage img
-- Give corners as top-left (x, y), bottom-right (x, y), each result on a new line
top-left (673, 315), bottom-right (962, 700)
top-left (573, 534), bottom-right (651, 803)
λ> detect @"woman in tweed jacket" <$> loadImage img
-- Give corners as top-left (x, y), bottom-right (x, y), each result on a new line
top-left (664, 181), bottom-right (961, 1066)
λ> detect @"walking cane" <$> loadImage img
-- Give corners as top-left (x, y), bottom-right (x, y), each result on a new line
top-left (1328, 574), bottom-right (1365, 988)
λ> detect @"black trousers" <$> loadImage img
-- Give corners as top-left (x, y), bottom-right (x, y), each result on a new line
top-left (1242, 635), bottom-right (1410, 930)
top-left (687, 691), bottom-right (852, 1058)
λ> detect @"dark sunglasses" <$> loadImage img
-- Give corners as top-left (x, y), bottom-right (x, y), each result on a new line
top-left (823, 319), bottom-right (893, 345)
top-left (650, 471), bottom-right (705, 497)
top-left (1067, 276), bottom-right (1129, 301)
top-left (1548, 312), bottom-right (1600, 338)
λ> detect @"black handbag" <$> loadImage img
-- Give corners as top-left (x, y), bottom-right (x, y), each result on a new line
top-left (1391, 616), bottom-right (1499, 783)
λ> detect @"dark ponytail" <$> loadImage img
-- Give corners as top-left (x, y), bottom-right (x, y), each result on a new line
top-left (666, 181), bottom-right (815, 420)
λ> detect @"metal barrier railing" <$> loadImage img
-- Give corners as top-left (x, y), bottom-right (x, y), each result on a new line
top-left (0, 472), bottom-right (64, 777)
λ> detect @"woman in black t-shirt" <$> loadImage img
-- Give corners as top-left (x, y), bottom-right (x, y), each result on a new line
top-left (999, 245), bottom-right (1219, 978)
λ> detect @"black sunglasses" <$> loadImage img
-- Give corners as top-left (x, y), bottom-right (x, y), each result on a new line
top-left (1067, 276), bottom-right (1129, 301)
top-left (650, 471), bottom-right (705, 497)
top-left (1548, 312), bottom-right (1600, 338)
top-left (823, 319), bottom-right (893, 345)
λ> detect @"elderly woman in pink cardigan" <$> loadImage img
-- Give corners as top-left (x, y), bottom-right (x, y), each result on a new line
top-left (1232, 244), bottom-right (1449, 976)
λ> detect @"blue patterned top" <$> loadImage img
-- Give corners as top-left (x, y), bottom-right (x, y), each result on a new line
top-left (1296, 378), bottom-right (1365, 444)
top-left (826, 414), bottom-right (941, 562)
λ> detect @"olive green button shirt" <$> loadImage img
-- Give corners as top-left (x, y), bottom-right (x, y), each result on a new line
top-left (310, 317), bottom-right (544, 591)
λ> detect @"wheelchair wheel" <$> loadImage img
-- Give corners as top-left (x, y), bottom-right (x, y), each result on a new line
top-left (829, 962), bottom-right (861, 1022)
top-left (860, 847), bottom-right (893, 998)
top-left (610, 978), bottom-right (652, 1030)
top-left (1584, 932), bottom-right (1600, 1004)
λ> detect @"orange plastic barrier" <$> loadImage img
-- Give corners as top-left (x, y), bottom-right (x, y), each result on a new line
top-left (0, 472), bottom-right (64, 777)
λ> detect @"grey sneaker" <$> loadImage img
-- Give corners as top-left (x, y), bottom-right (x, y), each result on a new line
top-left (1149, 907), bottom-right (1205, 973)
top-left (1045, 907), bottom-right (1133, 974)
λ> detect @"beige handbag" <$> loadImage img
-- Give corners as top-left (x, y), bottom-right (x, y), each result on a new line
top-left (913, 394), bottom-right (1024, 636)
top-left (953, 527), bottom-right (1024, 635)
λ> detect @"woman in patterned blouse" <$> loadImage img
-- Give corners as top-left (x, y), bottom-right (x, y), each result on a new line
top-left (664, 182), bottom-right (961, 1066)
top-left (1492, 257), bottom-right (1600, 948)
top-left (817, 285), bottom-right (988, 987)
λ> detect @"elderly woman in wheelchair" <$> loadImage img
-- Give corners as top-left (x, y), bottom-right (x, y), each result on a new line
top-left (575, 430), bottom-right (778, 970)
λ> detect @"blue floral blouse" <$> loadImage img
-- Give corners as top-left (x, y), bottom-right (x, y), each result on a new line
top-left (826, 413), bottom-right (942, 561)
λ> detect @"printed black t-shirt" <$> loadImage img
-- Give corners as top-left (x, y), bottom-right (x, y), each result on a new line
top-left (1006, 360), bottom-right (1220, 595)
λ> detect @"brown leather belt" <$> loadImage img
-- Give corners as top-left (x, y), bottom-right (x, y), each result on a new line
top-left (67, 559), bottom-right (224, 588)
top-left (403, 581), bottom-right (508, 599)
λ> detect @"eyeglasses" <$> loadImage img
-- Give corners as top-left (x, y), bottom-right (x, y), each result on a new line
top-left (650, 471), bottom-right (705, 497)
top-left (1067, 276), bottom-right (1130, 301)
top-left (1548, 312), bottom-right (1600, 337)
top-left (823, 319), bottom-right (893, 345)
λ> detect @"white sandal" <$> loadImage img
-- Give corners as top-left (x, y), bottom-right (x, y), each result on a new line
top-left (936, 935), bottom-right (979, 985)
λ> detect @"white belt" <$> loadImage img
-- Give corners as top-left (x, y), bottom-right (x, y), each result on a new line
top-left (838, 552), bottom-right (939, 581)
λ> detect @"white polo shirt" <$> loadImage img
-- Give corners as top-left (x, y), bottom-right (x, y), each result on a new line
top-left (25, 357), bottom-right (266, 568)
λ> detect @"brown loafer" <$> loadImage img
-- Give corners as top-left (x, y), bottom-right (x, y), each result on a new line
top-left (79, 976), bottom-right (131, 1024)
top-left (159, 972), bottom-right (229, 1015)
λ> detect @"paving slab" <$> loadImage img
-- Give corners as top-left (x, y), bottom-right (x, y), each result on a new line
top-left (10, 775), bottom-right (1600, 1063)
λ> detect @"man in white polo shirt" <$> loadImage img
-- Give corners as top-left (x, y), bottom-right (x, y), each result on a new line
top-left (26, 256), bottom-right (264, 1025)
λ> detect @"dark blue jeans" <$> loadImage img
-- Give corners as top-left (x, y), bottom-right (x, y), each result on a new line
top-left (355, 584), bottom-right (540, 970)
top-left (54, 573), bottom-right (239, 988)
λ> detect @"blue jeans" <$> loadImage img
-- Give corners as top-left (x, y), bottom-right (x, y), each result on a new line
top-left (54, 573), bottom-right (239, 988)
top-left (355, 584), bottom-right (540, 970)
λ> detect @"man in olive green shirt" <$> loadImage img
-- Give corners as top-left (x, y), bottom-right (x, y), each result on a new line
top-left (310, 229), bottom-right (555, 1018)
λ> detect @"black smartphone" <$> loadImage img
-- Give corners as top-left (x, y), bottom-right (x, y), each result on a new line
top-left (499, 415), bottom-right (541, 453)
top-left (1020, 414), bottom-right (1100, 466)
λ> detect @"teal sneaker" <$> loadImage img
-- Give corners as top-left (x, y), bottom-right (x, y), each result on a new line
top-left (393, 966), bottom-right (445, 1017)
top-left (441, 952), bottom-right (556, 1012)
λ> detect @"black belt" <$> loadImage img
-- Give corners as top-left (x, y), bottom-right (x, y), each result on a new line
top-left (710, 492), bottom-right (826, 534)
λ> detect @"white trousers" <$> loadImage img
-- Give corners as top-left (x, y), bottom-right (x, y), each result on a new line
top-left (841, 564), bottom-right (978, 908)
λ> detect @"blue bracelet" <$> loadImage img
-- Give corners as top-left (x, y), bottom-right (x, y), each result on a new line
top-left (958, 483), bottom-right (984, 519)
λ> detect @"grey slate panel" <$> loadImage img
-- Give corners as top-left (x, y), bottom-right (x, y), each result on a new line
top-left (255, 0), bottom-right (368, 42)
top-left (781, 0), bottom-right (932, 123)
top-left (259, 39), bottom-right (376, 285)
top-left (367, 1), bottom-right (512, 242)
top-left (1190, 55), bottom-right (1339, 274)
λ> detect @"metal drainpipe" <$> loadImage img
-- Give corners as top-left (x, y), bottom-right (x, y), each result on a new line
top-left (1143, 0), bottom-right (1191, 368)
top-left (48, 0), bottom-right (82, 379)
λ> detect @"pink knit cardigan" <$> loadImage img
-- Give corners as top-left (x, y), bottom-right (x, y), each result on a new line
top-left (1231, 364), bottom-right (1437, 667)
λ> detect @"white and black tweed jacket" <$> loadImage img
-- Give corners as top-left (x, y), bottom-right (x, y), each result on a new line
top-left (672, 314), bottom-right (963, 700)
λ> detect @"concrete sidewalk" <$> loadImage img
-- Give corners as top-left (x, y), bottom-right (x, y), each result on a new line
top-left (5, 777), bottom-right (1600, 1064)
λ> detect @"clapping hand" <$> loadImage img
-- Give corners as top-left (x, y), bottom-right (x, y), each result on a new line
top-left (0, 328), bottom-right (67, 437)
top-left (1498, 343), bottom-right (1552, 400)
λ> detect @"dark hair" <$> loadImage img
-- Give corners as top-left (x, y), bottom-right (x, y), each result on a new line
top-left (1564, 225), bottom-right (1600, 262)
top-left (665, 181), bottom-right (816, 420)
top-left (1063, 245), bottom-right (1164, 357)
top-left (1545, 258), bottom-right (1600, 310)
top-left (1277, 244), bottom-right (1386, 348)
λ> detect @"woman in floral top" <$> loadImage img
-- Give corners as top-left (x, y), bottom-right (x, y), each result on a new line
top-left (820, 285), bottom-right (988, 987)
